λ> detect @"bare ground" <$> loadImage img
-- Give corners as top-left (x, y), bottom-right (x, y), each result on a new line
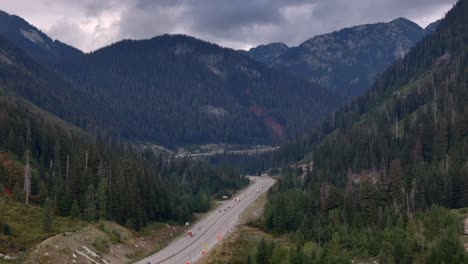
top-left (23, 221), bottom-right (183, 264)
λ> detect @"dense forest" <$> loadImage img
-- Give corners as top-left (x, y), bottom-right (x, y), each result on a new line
top-left (0, 9), bottom-right (342, 147)
top-left (0, 95), bottom-right (247, 231)
top-left (250, 0), bottom-right (468, 263)
top-left (56, 35), bottom-right (341, 146)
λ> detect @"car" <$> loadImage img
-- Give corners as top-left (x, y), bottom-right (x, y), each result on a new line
top-left (218, 209), bottom-right (222, 212)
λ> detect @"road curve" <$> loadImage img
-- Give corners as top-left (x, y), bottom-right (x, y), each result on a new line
top-left (135, 176), bottom-right (275, 264)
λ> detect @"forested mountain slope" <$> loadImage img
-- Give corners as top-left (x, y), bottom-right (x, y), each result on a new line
top-left (0, 93), bottom-right (246, 231)
top-left (57, 35), bottom-right (341, 146)
top-left (246, 17), bottom-right (440, 97)
top-left (0, 32), bottom-right (248, 245)
top-left (258, 0), bottom-right (468, 262)
top-left (0, 35), bottom-right (113, 134)
top-left (0, 10), bottom-right (342, 147)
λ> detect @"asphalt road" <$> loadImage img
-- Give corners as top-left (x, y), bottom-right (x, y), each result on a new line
top-left (135, 176), bottom-right (276, 264)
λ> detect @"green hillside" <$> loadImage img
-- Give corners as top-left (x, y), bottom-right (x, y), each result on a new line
top-left (255, 0), bottom-right (468, 263)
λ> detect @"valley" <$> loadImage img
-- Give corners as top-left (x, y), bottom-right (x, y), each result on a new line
top-left (0, 0), bottom-right (466, 263)
top-left (136, 176), bottom-right (275, 264)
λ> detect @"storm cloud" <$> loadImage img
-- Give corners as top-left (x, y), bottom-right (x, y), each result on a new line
top-left (1, 0), bottom-right (457, 52)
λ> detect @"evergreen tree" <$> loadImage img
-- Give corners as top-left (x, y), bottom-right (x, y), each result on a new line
top-left (42, 198), bottom-right (53, 232)
top-left (84, 184), bottom-right (97, 221)
top-left (97, 179), bottom-right (107, 220)
top-left (70, 199), bottom-right (80, 219)
top-left (390, 160), bottom-right (403, 211)
top-left (2, 223), bottom-right (11, 238)
top-left (256, 238), bottom-right (268, 264)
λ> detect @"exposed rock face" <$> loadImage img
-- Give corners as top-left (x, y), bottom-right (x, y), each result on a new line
top-left (246, 18), bottom-right (439, 97)
top-left (244, 42), bottom-right (289, 65)
top-left (0, 10), bottom-right (82, 66)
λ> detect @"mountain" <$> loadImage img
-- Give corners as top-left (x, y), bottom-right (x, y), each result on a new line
top-left (54, 35), bottom-right (341, 146)
top-left (0, 10), bottom-right (342, 147)
top-left (261, 0), bottom-right (468, 262)
top-left (0, 10), bottom-right (83, 66)
top-left (424, 19), bottom-right (442, 33)
top-left (0, 34), bottom-right (110, 134)
top-left (246, 17), bottom-right (435, 97)
top-left (0, 29), bottom-right (247, 236)
top-left (240, 42), bottom-right (289, 65)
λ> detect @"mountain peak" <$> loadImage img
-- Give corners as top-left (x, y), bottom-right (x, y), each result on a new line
top-left (246, 42), bottom-right (289, 65)
top-left (424, 19), bottom-right (442, 33)
top-left (389, 17), bottom-right (423, 30)
top-left (249, 42), bottom-right (288, 51)
top-left (245, 17), bottom-right (427, 97)
top-left (390, 17), bottom-right (413, 23)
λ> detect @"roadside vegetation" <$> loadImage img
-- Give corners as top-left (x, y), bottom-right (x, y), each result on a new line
top-left (0, 200), bottom-right (84, 260)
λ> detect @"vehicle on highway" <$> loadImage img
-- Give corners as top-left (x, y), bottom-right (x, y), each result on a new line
top-left (186, 230), bottom-right (193, 238)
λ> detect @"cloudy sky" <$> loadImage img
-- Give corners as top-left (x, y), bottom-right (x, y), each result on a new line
top-left (1, 0), bottom-right (457, 52)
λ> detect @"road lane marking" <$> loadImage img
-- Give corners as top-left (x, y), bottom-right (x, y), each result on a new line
top-left (138, 178), bottom-right (274, 264)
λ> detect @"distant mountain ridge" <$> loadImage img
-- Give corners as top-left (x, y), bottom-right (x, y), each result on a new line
top-left (0, 10), bottom-right (83, 65)
top-left (0, 10), bottom-right (440, 147)
top-left (245, 17), bottom-right (440, 97)
top-left (0, 9), bottom-right (342, 147)
top-left (56, 34), bottom-right (341, 145)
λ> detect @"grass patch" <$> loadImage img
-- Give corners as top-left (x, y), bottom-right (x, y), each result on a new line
top-left (202, 225), bottom-right (292, 264)
top-left (92, 237), bottom-right (109, 253)
top-left (127, 223), bottom-right (184, 264)
top-left (98, 222), bottom-right (123, 244)
top-left (0, 200), bottom-right (85, 254)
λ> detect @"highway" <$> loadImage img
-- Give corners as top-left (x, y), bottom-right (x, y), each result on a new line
top-left (135, 176), bottom-right (276, 264)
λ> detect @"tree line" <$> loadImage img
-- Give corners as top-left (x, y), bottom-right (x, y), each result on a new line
top-left (0, 96), bottom-right (248, 230)
top-left (251, 1), bottom-right (468, 263)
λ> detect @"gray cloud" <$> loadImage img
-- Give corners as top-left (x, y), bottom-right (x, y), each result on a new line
top-left (0, 0), bottom-right (457, 52)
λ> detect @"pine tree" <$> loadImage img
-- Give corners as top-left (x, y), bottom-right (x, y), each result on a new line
top-left (42, 198), bottom-right (53, 232)
top-left (97, 179), bottom-right (107, 220)
top-left (84, 184), bottom-right (97, 221)
top-left (359, 178), bottom-right (378, 225)
top-left (256, 238), bottom-right (268, 264)
top-left (390, 159), bottom-right (403, 211)
top-left (12, 183), bottom-right (23, 203)
top-left (2, 223), bottom-right (11, 238)
top-left (70, 199), bottom-right (80, 219)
